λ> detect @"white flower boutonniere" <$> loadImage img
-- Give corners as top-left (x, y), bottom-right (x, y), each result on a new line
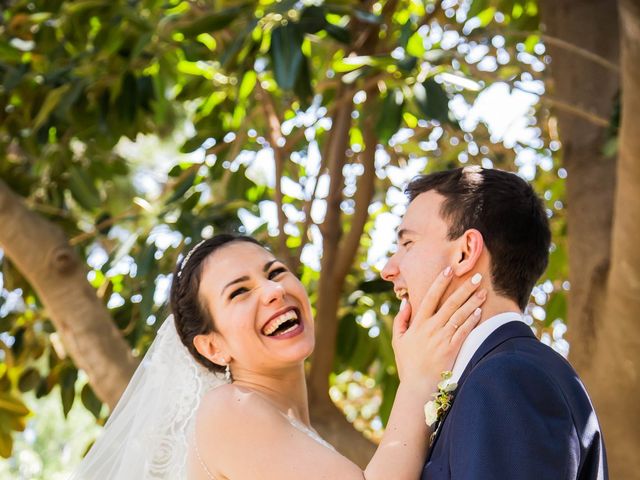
top-left (424, 371), bottom-right (457, 428)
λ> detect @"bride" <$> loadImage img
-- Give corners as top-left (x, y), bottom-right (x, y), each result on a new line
top-left (69, 234), bottom-right (485, 479)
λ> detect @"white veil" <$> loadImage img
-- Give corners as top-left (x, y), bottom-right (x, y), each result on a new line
top-left (69, 316), bottom-right (227, 479)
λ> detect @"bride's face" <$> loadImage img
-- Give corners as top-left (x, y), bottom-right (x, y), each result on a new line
top-left (198, 241), bottom-right (314, 372)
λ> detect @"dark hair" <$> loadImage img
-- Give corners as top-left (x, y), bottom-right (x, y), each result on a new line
top-left (169, 233), bottom-right (263, 374)
top-left (405, 166), bottom-right (551, 310)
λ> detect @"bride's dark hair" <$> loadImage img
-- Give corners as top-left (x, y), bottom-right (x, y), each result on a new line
top-left (169, 233), bottom-right (262, 374)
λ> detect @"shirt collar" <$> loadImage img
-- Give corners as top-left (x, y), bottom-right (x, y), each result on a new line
top-left (450, 311), bottom-right (525, 384)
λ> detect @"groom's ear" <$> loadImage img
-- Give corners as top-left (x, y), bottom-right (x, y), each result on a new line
top-left (193, 333), bottom-right (230, 366)
top-left (452, 228), bottom-right (484, 276)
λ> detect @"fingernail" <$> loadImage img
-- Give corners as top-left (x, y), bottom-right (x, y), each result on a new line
top-left (471, 273), bottom-right (482, 285)
top-left (400, 298), bottom-right (407, 310)
top-left (474, 307), bottom-right (482, 317)
top-left (443, 266), bottom-right (452, 277)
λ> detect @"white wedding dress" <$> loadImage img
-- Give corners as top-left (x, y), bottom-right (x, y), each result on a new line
top-left (69, 317), bottom-right (334, 480)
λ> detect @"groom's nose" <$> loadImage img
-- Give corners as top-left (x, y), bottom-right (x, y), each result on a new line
top-left (381, 254), bottom-right (399, 282)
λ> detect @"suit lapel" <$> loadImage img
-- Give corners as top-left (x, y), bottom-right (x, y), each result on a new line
top-left (427, 321), bottom-right (536, 454)
top-left (456, 321), bottom-right (536, 388)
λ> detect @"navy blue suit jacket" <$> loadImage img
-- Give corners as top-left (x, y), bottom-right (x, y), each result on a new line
top-left (422, 321), bottom-right (607, 480)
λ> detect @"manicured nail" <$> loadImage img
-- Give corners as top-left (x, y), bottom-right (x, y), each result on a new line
top-left (443, 266), bottom-right (452, 277)
top-left (471, 273), bottom-right (482, 285)
top-left (474, 307), bottom-right (482, 317)
top-left (400, 298), bottom-right (408, 311)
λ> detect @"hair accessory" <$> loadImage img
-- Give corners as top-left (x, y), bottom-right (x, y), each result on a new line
top-left (177, 239), bottom-right (207, 278)
top-left (224, 364), bottom-right (232, 382)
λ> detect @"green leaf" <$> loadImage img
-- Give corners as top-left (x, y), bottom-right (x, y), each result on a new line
top-left (476, 7), bottom-right (496, 27)
top-left (226, 165), bottom-right (255, 200)
top-left (332, 55), bottom-right (374, 73)
top-left (0, 41), bottom-right (22, 63)
top-left (325, 24), bottom-right (351, 44)
top-left (116, 72), bottom-right (138, 126)
top-left (81, 384), bottom-right (103, 419)
top-left (63, 0), bottom-right (110, 14)
top-left (406, 31), bottom-right (426, 58)
top-left (33, 85), bottom-right (71, 130)
top-left (178, 5), bottom-right (248, 37)
top-left (238, 70), bottom-right (257, 101)
top-left (68, 166), bottom-right (101, 211)
top-left (0, 431), bottom-right (13, 459)
top-left (181, 136), bottom-right (207, 153)
top-left (60, 367), bottom-right (78, 417)
top-left (294, 56), bottom-right (313, 106)
top-left (336, 314), bottom-right (359, 365)
top-left (270, 24), bottom-right (304, 90)
top-left (182, 191), bottom-right (202, 211)
top-left (376, 89), bottom-right (405, 143)
top-left (136, 242), bottom-right (157, 278)
top-left (0, 393), bottom-right (30, 417)
top-left (166, 170), bottom-right (197, 204)
top-left (413, 78), bottom-right (451, 124)
top-left (298, 6), bottom-right (328, 34)
top-left (467, 0), bottom-right (489, 19)
top-left (379, 372), bottom-right (399, 425)
top-left (358, 278), bottom-right (393, 294)
top-left (544, 292), bottom-right (567, 327)
top-left (18, 368), bottom-right (40, 393)
top-left (353, 9), bottom-right (382, 24)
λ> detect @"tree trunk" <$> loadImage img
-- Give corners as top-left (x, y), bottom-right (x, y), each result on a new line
top-left (540, 1), bottom-right (640, 477)
top-left (597, 1), bottom-right (640, 477)
top-left (0, 179), bottom-right (137, 410)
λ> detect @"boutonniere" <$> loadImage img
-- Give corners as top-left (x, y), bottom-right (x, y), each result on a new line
top-left (424, 371), bottom-right (457, 428)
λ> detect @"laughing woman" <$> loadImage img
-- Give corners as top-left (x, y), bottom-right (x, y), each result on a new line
top-left (69, 234), bottom-right (485, 480)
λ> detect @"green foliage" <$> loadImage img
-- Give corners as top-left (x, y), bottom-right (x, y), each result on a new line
top-left (0, 0), bottom-right (574, 462)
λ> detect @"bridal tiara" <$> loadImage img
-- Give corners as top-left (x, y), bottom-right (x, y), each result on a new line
top-left (177, 239), bottom-right (207, 278)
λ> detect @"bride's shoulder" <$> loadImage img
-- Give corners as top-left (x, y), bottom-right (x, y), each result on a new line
top-left (198, 384), bottom-right (278, 425)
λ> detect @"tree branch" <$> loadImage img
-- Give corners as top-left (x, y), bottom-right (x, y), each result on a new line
top-left (308, 83), bottom-right (354, 400)
top-left (290, 152), bottom-right (328, 274)
top-left (0, 179), bottom-right (137, 409)
top-left (285, 73), bottom-right (385, 153)
top-left (256, 82), bottom-right (290, 262)
top-left (334, 106), bottom-right (379, 283)
top-left (538, 32), bottom-right (619, 72)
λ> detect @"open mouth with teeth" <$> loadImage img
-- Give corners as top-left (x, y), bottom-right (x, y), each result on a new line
top-left (395, 288), bottom-right (408, 301)
top-left (262, 308), bottom-right (302, 337)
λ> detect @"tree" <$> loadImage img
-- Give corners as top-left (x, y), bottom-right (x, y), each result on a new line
top-left (0, 0), bottom-right (636, 477)
top-left (539, 0), bottom-right (640, 477)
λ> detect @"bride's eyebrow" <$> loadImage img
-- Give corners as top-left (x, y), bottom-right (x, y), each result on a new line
top-left (220, 259), bottom-right (281, 295)
top-left (221, 276), bottom-right (249, 295)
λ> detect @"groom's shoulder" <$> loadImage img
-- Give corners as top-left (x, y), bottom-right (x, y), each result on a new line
top-left (458, 339), bottom-right (587, 410)
top-left (464, 348), bottom-right (564, 393)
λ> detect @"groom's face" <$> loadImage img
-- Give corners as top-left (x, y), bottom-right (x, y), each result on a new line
top-left (381, 191), bottom-right (458, 320)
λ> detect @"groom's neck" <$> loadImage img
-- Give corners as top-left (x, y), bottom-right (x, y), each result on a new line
top-left (477, 293), bottom-right (522, 324)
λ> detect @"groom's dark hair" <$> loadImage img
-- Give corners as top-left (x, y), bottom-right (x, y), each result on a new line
top-left (406, 166), bottom-right (551, 310)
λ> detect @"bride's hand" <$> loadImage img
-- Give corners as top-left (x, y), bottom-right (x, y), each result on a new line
top-left (392, 267), bottom-right (486, 388)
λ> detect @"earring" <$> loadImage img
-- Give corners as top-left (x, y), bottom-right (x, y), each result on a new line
top-left (224, 364), bottom-right (232, 382)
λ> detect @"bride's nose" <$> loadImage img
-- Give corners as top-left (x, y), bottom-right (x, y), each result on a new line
top-left (261, 281), bottom-right (286, 305)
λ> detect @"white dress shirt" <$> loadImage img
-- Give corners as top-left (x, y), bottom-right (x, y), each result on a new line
top-left (450, 311), bottom-right (526, 384)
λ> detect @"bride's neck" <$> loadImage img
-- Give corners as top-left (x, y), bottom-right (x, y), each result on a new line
top-left (232, 363), bottom-right (311, 425)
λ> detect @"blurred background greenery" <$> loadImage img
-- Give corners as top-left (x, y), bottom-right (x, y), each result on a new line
top-left (0, 0), bottom-right (638, 478)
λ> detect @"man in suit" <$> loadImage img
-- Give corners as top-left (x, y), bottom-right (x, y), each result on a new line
top-left (381, 166), bottom-right (607, 479)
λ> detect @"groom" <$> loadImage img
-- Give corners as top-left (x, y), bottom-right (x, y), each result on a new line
top-left (381, 166), bottom-right (608, 479)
